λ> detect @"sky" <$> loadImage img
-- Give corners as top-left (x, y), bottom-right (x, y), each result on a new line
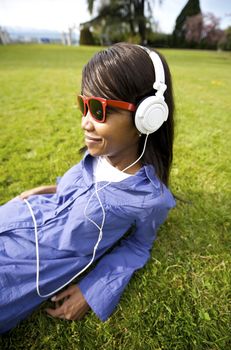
top-left (0, 0), bottom-right (230, 34)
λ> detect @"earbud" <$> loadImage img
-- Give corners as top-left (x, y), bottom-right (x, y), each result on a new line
top-left (135, 47), bottom-right (169, 134)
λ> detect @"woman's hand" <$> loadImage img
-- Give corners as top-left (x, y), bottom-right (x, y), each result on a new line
top-left (45, 285), bottom-right (90, 321)
top-left (19, 185), bottom-right (57, 200)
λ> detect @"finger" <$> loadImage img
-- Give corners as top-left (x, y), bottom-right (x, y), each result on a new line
top-left (55, 300), bottom-right (62, 309)
top-left (45, 307), bottom-right (64, 318)
top-left (51, 286), bottom-right (76, 302)
top-left (47, 310), bottom-right (65, 320)
top-left (51, 291), bottom-right (70, 302)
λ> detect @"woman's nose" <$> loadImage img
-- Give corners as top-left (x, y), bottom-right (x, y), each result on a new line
top-left (81, 111), bottom-right (95, 131)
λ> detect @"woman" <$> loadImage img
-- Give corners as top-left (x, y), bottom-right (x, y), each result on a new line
top-left (0, 43), bottom-right (175, 333)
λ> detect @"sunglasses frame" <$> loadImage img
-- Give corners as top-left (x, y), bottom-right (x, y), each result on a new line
top-left (77, 95), bottom-right (136, 123)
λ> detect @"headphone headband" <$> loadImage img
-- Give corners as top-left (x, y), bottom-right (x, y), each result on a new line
top-left (135, 45), bottom-right (169, 134)
top-left (138, 46), bottom-right (167, 97)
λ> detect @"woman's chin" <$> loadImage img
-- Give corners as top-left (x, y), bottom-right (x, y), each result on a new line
top-left (86, 145), bottom-right (104, 157)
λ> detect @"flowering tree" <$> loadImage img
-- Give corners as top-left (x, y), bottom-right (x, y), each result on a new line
top-left (173, 0), bottom-right (201, 47)
top-left (184, 13), bottom-right (203, 44)
top-left (202, 13), bottom-right (224, 46)
top-left (184, 12), bottom-right (225, 49)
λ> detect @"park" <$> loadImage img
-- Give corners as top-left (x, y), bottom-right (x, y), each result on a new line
top-left (0, 43), bottom-right (230, 349)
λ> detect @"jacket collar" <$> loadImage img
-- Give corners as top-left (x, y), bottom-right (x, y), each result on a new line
top-left (81, 152), bottom-right (161, 190)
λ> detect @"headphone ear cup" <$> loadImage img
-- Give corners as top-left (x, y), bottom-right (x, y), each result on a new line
top-left (135, 96), bottom-right (169, 134)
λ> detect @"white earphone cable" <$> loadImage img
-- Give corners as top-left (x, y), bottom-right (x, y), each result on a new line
top-left (24, 133), bottom-right (149, 298)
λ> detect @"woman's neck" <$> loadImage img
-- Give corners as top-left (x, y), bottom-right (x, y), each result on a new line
top-left (104, 150), bottom-right (142, 175)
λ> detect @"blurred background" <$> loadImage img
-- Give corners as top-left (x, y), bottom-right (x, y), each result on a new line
top-left (0, 0), bottom-right (231, 50)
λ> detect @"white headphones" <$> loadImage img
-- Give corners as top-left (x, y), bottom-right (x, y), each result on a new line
top-left (135, 46), bottom-right (169, 134)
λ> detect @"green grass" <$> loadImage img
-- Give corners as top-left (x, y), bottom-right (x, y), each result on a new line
top-left (0, 45), bottom-right (230, 350)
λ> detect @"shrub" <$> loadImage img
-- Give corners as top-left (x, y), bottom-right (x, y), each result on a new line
top-left (218, 26), bottom-right (231, 51)
top-left (147, 32), bottom-right (172, 48)
top-left (79, 27), bottom-right (95, 45)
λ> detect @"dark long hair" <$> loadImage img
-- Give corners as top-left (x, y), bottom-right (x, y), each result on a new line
top-left (81, 42), bottom-right (174, 187)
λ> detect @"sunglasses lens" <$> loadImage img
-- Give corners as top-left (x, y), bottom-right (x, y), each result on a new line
top-left (77, 96), bottom-right (86, 115)
top-left (89, 99), bottom-right (104, 121)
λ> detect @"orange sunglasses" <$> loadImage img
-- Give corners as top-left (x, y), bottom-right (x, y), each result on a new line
top-left (77, 95), bottom-right (136, 123)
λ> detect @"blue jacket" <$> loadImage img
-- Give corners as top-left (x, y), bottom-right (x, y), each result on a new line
top-left (0, 153), bottom-right (175, 333)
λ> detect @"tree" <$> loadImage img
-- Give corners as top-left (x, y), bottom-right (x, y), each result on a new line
top-left (173, 0), bottom-right (201, 47)
top-left (202, 13), bottom-right (224, 48)
top-left (184, 13), bottom-right (203, 45)
top-left (82, 0), bottom-right (163, 45)
top-left (219, 26), bottom-right (231, 51)
top-left (184, 12), bottom-right (225, 49)
top-left (79, 26), bottom-right (95, 45)
top-left (80, 1), bottom-right (133, 45)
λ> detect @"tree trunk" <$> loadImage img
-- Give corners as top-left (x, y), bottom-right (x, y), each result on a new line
top-left (129, 0), bottom-right (136, 36)
top-left (135, 0), bottom-right (146, 44)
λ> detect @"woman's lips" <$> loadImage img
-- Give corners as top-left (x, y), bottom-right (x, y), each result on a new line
top-left (85, 135), bottom-right (102, 143)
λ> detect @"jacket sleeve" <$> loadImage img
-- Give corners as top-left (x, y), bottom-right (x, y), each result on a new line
top-left (78, 207), bottom-right (165, 322)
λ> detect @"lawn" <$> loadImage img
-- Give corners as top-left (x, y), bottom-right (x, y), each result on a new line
top-left (0, 44), bottom-right (230, 350)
